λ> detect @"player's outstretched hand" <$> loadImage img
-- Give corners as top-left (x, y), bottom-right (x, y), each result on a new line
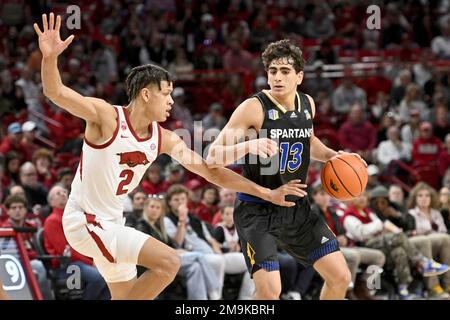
top-left (34, 13), bottom-right (74, 59)
top-left (248, 138), bottom-right (278, 159)
top-left (268, 179), bottom-right (307, 207)
top-left (337, 150), bottom-right (367, 167)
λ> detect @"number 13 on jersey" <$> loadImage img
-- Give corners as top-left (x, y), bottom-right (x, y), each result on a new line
top-left (279, 142), bottom-right (303, 174)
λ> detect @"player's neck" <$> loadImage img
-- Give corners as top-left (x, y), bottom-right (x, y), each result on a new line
top-left (268, 90), bottom-right (296, 111)
top-left (126, 102), bottom-right (154, 136)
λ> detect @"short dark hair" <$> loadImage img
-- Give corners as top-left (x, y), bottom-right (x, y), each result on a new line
top-left (4, 194), bottom-right (28, 210)
top-left (125, 64), bottom-right (173, 101)
top-left (166, 184), bottom-right (189, 204)
top-left (262, 39), bottom-right (305, 73)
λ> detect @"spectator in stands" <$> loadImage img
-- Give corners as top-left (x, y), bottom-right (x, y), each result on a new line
top-left (211, 188), bottom-right (236, 226)
top-left (311, 40), bottom-right (338, 65)
top-left (407, 183), bottom-right (450, 295)
top-left (432, 103), bottom-right (450, 142)
top-left (56, 167), bottom-right (74, 193)
top-left (0, 122), bottom-right (27, 159)
top-left (44, 185), bottom-right (110, 300)
top-left (382, 4), bottom-right (410, 49)
top-left (370, 185), bottom-right (450, 298)
top-left (124, 190), bottom-right (147, 228)
top-left (202, 103), bottom-right (227, 131)
top-left (303, 60), bottom-right (333, 98)
top-left (136, 196), bottom-right (222, 300)
top-left (412, 50), bottom-right (432, 89)
top-left (279, 9), bottom-right (303, 37)
top-left (169, 87), bottom-right (194, 132)
top-left (398, 84), bottom-right (428, 123)
top-left (167, 49), bottom-right (194, 81)
top-left (194, 186), bottom-right (219, 225)
top-left (49, 109), bottom-right (83, 153)
top-left (376, 126), bottom-right (412, 167)
top-left (343, 191), bottom-right (449, 299)
top-left (212, 205), bottom-right (255, 299)
top-left (338, 103), bottom-right (376, 161)
top-left (221, 74), bottom-right (246, 116)
top-left (431, 21), bottom-right (450, 60)
top-left (305, 6), bottom-right (335, 39)
top-left (141, 164), bottom-right (165, 195)
top-left (376, 111), bottom-right (396, 144)
top-left (32, 148), bottom-right (57, 190)
top-left (438, 186), bottom-right (450, 232)
top-left (162, 163), bottom-right (185, 192)
top-left (248, 13), bottom-right (275, 52)
top-left (312, 183), bottom-right (385, 300)
top-left (21, 121), bottom-right (39, 161)
top-left (401, 109), bottom-right (421, 145)
top-left (438, 133), bottom-right (450, 176)
top-left (332, 69), bottom-right (367, 115)
top-left (2, 151), bottom-right (21, 188)
top-left (164, 185), bottom-right (252, 300)
top-left (19, 162), bottom-right (47, 214)
top-left (411, 122), bottom-right (444, 168)
top-left (390, 69), bottom-right (412, 106)
top-left (91, 41), bottom-right (118, 84)
top-left (2, 194), bottom-right (53, 299)
top-left (389, 184), bottom-right (406, 209)
top-left (223, 36), bottom-right (254, 71)
top-left (367, 165), bottom-right (381, 190)
top-left (364, 67), bottom-right (392, 106)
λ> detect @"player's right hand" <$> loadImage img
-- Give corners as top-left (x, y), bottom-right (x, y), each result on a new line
top-left (247, 138), bottom-right (278, 158)
top-left (268, 179), bottom-right (307, 207)
top-left (34, 13), bottom-right (75, 59)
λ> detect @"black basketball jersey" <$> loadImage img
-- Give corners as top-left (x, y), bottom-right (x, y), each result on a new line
top-left (241, 89), bottom-right (313, 200)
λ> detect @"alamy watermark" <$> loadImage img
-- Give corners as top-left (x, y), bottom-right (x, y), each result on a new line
top-left (366, 5), bottom-right (381, 30)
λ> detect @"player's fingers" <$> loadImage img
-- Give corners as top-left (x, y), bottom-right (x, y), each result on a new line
top-left (258, 150), bottom-right (268, 158)
top-left (281, 200), bottom-right (296, 207)
top-left (287, 179), bottom-right (302, 184)
top-left (42, 14), bottom-right (48, 31)
top-left (49, 12), bottom-right (55, 30)
top-left (286, 187), bottom-right (307, 197)
top-left (33, 23), bottom-right (43, 36)
top-left (63, 35), bottom-right (75, 48)
top-left (55, 15), bottom-right (61, 32)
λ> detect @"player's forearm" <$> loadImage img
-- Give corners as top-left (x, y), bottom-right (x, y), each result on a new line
top-left (310, 136), bottom-right (337, 162)
top-left (206, 141), bottom-right (249, 167)
top-left (206, 167), bottom-right (270, 201)
top-left (41, 57), bottom-right (64, 99)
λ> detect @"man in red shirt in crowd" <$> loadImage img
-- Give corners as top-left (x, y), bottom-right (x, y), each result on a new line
top-left (0, 123), bottom-right (27, 160)
top-left (43, 185), bottom-right (110, 300)
top-left (338, 103), bottom-right (377, 161)
top-left (412, 122), bottom-right (444, 168)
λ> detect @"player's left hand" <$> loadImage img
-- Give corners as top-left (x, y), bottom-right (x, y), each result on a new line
top-left (267, 179), bottom-right (308, 207)
top-left (337, 150), bottom-right (367, 167)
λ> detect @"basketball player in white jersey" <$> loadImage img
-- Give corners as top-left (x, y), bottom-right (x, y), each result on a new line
top-left (34, 13), bottom-right (307, 300)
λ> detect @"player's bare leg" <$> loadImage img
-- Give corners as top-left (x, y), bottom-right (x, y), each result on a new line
top-left (313, 251), bottom-right (351, 300)
top-left (252, 269), bottom-right (282, 300)
top-left (107, 237), bottom-right (180, 300)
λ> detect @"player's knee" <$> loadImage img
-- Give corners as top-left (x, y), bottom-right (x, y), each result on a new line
top-left (256, 280), bottom-right (281, 299)
top-left (334, 267), bottom-right (352, 290)
top-left (162, 252), bottom-right (180, 278)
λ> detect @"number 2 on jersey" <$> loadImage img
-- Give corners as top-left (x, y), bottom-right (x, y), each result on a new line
top-left (279, 142), bottom-right (303, 174)
top-left (116, 170), bottom-right (134, 195)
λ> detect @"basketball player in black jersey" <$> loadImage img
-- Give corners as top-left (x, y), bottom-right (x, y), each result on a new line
top-left (207, 40), bottom-right (366, 300)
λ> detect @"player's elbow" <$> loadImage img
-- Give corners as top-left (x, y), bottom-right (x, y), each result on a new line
top-left (43, 86), bottom-right (60, 100)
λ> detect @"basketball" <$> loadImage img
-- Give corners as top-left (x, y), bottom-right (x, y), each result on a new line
top-left (320, 154), bottom-right (368, 201)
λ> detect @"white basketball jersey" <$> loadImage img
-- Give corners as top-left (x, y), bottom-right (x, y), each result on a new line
top-left (69, 106), bottom-right (160, 221)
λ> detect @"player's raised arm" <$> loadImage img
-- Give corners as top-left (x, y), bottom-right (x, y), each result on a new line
top-left (205, 98), bottom-right (278, 168)
top-left (34, 13), bottom-right (114, 124)
top-left (160, 128), bottom-right (306, 207)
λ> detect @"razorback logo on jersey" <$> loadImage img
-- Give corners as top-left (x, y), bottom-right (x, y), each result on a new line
top-left (117, 151), bottom-right (150, 167)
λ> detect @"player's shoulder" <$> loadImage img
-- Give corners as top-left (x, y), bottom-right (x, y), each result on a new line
top-left (301, 92), bottom-right (316, 117)
top-left (237, 96), bottom-right (264, 113)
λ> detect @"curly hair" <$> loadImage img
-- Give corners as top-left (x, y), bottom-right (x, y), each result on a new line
top-left (407, 182), bottom-right (439, 209)
top-left (125, 64), bottom-right (173, 102)
top-left (261, 39), bottom-right (305, 73)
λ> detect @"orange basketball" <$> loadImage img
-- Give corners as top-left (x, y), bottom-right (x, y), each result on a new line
top-left (320, 153), bottom-right (368, 201)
